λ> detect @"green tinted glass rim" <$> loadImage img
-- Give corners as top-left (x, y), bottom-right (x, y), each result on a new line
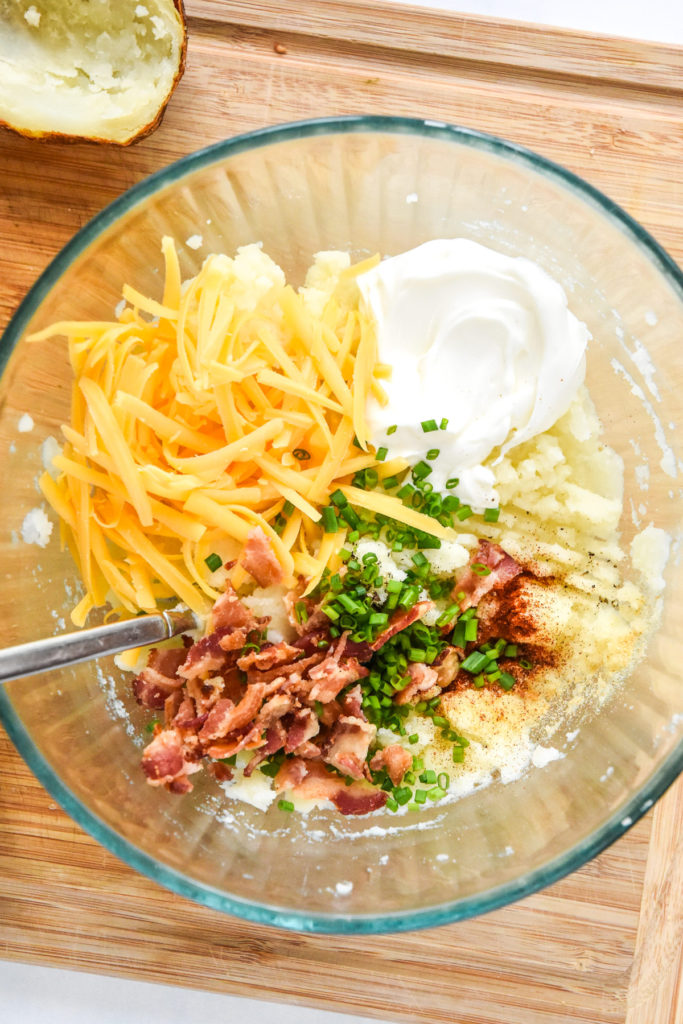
top-left (1, 115), bottom-right (682, 934)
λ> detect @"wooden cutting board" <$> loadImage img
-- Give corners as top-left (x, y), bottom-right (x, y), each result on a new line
top-left (1, 3), bottom-right (682, 1022)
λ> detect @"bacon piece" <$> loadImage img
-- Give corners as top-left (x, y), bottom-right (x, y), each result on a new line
top-left (132, 646), bottom-right (186, 708)
top-left (256, 692), bottom-right (298, 729)
top-left (285, 593), bottom-right (330, 638)
top-left (274, 759), bottom-right (387, 816)
top-left (293, 740), bottom-right (322, 759)
top-left (274, 756), bottom-right (308, 791)
top-left (284, 708), bottom-right (320, 754)
top-left (141, 729), bottom-right (200, 791)
top-left (370, 744), bottom-right (413, 786)
top-left (245, 650), bottom-right (322, 685)
top-left (164, 689), bottom-right (184, 725)
top-left (305, 656), bottom-right (369, 703)
top-left (434, 646), bottom-right (461, 688)
top-left (210, 584), bottom-right (257, 631)
top-left (241, 526), bottom-right (283, 587)
top-left (244, 721), bottom-right (288, 777)
top-left (218, 627), bottom-right (250, 652)
top-left (394, 661), bottom-right (439, 705)
top-left (205, 724), bottom-right (264, 759)
top-left (454, 540), bottom-right (522, 611)
top-left (322, 715), bottom-right (376, 780)
top-left (208, 762), bottom-right (234, 783)
top-left (339, 683), bottom-right (364, 719)
top-left (370, 600), bottom-right (435, 651)
top-left (185, 674), bottom-right (224, 712)
top-left (237, 641), bottom-right (301, 672)
top-left (178, 631), bottom-right (231, 681)
top-left (199, 683), bottom-right (266, 742)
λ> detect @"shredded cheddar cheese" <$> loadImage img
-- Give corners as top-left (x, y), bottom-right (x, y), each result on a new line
top-left (30, 241), bottom-right (411, 624)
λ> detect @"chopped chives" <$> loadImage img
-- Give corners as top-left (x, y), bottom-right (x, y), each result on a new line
top-left (282, 500), bottom-right (295, 516)
top-left (382, 475), bottom-right (399, 490)
top-left (439, 417), bottom-right (449, 430)
top-left (452, 746), bottom-right (465, 763)
top-left (426, 448), bottom-right (440, 460)
top-left (204, 552), bottom-right (222, 572)
top-left (427, 786), bottom-right (446, 801)
top-left (394, 786), bottom-right (412, 805)
top-left (432, 716), bottom-right (449, 728)
top-left (484, 507), bottom-right (500, 522)
top-left (330, 489), bottom-right (348, 508)
top-left (277, 799), bottom-right (294, 812)
top-left (470, 562), bottom-right (491, 576)
top-left (409, 733), bottom-right (419, 744)
top-left (386, 797), bottom-right (399, 812)
top-left (437, 772), bottom-right (450, 790)
top-left (414, 789), bottom-right (427, 804)
top-left (411, 551), bottom-right (428, 567)
top-left (445, 477), bottom-right (459, 489)
top-left (385, 579), bottom-right (403, 593)
top-left (499, 672), bottom-right (516, 691)
top-left (464, 618), bottom-right (478, 643)
top-left (294, 600), bottom-right (308, 624)
top-left (292, 447), bottom-right (310, 461)
top-left (386, 424), bottom-right (397, 435)
top-left (461, 651), bottom-right (489, 673)
top-left (376, 446), bottom-right (388, 461)
top-left (321, 506), bottom-right (338, 533)
top-left (519, 658), bottom-right (533, 670)
top-left (397, 483), bottom-right (414, 499)
top-left (419, 770), bottom-right (437, 784)
top-left (451, 620), bottom-right (467, 648)
top-left (412, 461), bottom-right (432, 480)
top-left (505, 644), bottom-right (518, 658)
top-left (421, 419), bottom-right (438, 432)
top-left (456, 505), bottom-right (473, 521)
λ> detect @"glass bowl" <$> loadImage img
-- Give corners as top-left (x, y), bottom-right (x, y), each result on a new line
top-left (1, 116), bottom-right (682, 934)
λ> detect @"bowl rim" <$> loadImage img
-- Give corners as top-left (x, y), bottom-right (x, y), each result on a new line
top-left (1, 114), bottom-right (682, 934)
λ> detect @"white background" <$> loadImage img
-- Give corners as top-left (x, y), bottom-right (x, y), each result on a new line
top-left (3, 3), bottom-right (682, 1023)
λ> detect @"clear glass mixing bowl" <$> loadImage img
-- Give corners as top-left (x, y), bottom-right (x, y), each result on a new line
top-left (1, 117), bottom-right (682, 933)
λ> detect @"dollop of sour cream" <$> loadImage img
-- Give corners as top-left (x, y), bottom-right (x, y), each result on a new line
top-left (357, 239), bottom-right (590, 510)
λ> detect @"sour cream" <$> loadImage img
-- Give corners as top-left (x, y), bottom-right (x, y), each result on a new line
top-left (358, 239), bottom-right (590, 510)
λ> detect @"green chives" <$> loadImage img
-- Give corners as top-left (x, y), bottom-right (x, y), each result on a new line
top-left (484, 507), bottom-right (500, 522)
top-left (421, 419), bottom-right (438, 432)
top-left (204, 552), bottom-right (222, 572)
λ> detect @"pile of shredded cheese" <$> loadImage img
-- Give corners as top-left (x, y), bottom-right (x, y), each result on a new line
top-left (30, 240), bottom-right (453, 626)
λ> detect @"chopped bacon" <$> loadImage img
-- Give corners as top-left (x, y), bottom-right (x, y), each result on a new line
top-left (244, 721), bottom-right (288, 777)
top-left (199, 683), bottom-right (266, 742)
top-left (205, 724), bottom-right (264, 759)
top-left (434, 646), bottom-right (461, 688)
top-left (185, 674), bottom-right (224, 712)
top-left (273, 756), bottom-right (308, 791)
top-left (370, 744), bottom-right (413, 786)
top-left (293, 740), bottom-right (322, 759)
top-left (285, 592), bottom-right (330, 637)
top-left (178, 631), bottom-right (231, 680)
top-left (370, 600), bottom-right (435, 651)
top-left (305, 656), bottom-right (369, 703)
top-left (164, 690), bottom-right (184, 725)
top-left (208, 762), bottom-right (234, 783)
top-left (322, 715), bottom-right (376, 780)
top-left (284, 707), bottom-right (320, 754)
top-left (218, 627), bottom-right (250, 652)
top-left (132, 647), bottom-right (186, 709)
top-left (275, 759), bottom-right (387, 815)
top-left (241, 526), bottom-right (283, 587)
top-left (210, 583), bottom-right (258, 631)
top-left (394, 661), bottom-right (439, 705)
top-left (338, 683), bottom-right (364, 720)
top-left (141, 729), bottom-right (200, 791)
top-left (256, 692), bottom-right (298, 729)
top-left (237, 641), bottom-right (301, 672)
top-left (245, 650), bottom-right (322, 685)
top-left (454, 540), bottom-right (522, 611)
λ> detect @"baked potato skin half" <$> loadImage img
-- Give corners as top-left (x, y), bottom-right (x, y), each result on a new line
top-left (0, 0), bottom-right (187, 146)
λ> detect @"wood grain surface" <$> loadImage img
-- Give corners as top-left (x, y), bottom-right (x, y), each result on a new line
top-left (1, 3), bottom-right (682, 1022)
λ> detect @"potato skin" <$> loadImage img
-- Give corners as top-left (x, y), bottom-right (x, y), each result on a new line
top-left (0, 0), bottom-right (187, 147)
